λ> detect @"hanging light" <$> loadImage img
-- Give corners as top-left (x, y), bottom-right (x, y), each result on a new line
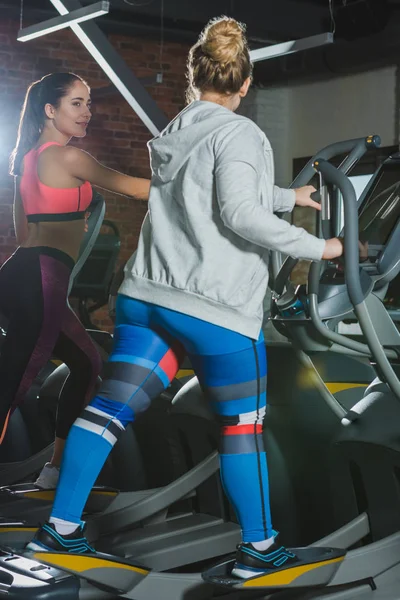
top-left (250, 32), bottom-right (334, 63)
top-left (18, 1), bottom-right (109, 42)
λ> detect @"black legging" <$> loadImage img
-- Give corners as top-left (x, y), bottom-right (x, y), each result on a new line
top-left (0, 246), bottom-right (102, 442)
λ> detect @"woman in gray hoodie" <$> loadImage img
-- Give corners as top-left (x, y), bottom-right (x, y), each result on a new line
top-left (29, 16), bottom-right (343, 578)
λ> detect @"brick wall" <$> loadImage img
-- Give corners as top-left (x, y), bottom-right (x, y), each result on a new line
top-left (0, 18), bottom-right (190, 330)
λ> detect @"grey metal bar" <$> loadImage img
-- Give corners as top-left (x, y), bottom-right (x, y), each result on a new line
top-left (308, 294), bottom-right (397, 360)
top-left (354, 302), bottom-right (400, 399)
top-left (49, 0), bottom-right (168, 135)
top-left (314, 159), bottom-right (400, 400)
top-left (18, 1), bottom-right (109, 42)
top-left (365, 294), bottom-right (400, 347)
top-left (328, 343), bottom-right (378, 358)
top-left (314, 160), bottom-right (363, 305)
top-left (68, 194), bottom-right (105, 294)
top-left (328, 531), bottom-right (400, 587)
top-left (291, 136), bottom-right (379, 190)
top-left (320, 184), bottom-right (330, 222)
top-left (271, 136), bottom-right (380, 284)
top-left (94, 451), bottom-right (220, 535)
top-left (296, 350), bottom-right (347, 419)
top-left (0, 444), bottom-right (54, 485)
top-left (249, 32), bottom-right (334, 62)
top-left (338, 135), bottom-right (381, 175)
top-left (312, 513), bottom-right (370, 549)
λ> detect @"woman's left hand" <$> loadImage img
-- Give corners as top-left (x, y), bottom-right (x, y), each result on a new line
top-left (294, 185), bottom-right (321, 211)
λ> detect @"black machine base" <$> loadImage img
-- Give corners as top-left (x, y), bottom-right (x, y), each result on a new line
top-left (0, 548), bottom-right (79, 599)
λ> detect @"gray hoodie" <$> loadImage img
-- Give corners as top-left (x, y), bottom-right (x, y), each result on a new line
top-left (119, 101), bottom-right (325, 339)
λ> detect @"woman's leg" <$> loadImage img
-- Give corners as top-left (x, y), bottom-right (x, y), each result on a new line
top-left (191, 339), bottom-right (273, 543)
top-left (0, 248), bottom-right (72, 443)
top-left (150, 306), bottom-right (299, 577)
top-left (152, 307), bottom-right (274, 544)
top-left (27, 296), bottom-right (183, 552)
top-left (53, 307), bottom-right (103, 460)
top-left (35, 307), bottom-right (103, 488)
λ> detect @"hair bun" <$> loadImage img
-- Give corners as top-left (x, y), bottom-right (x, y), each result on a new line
top-left (201, 16), bottom-right (245, 65)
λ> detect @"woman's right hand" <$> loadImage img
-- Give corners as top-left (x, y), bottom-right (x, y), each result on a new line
top-left (322, 237), bottom-right (344, 260)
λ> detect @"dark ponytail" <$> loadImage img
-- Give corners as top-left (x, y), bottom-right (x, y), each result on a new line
top-left (10, 80), bottom-right (43, 176)
top-left (10, 72), bottom-right (88, 176)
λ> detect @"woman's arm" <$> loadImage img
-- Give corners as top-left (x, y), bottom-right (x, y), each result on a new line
top-left (214, 124), bottom-right (331, 261)
top-left (62, 147), bottom-right (150, 200)
top-left (273, 186), bottom-right (321, 213)
top-left (13, 177), bottom-right (29, 245)
top-left (273, 186), bottom-right (296, 212)
top-left (215, 160), bottom-right (326, 261)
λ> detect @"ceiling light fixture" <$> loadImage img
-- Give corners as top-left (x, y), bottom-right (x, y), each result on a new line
top-left (249, 32), bottom-right (334, 62)
top-left (18, 0), bottom-right (109, 42)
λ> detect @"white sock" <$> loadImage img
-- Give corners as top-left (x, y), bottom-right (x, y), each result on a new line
top-left (49, 516), bottom-right (80, 536)
top-left (35, 463), bottom-right (60, 489)
top-left (251, 535), bottom-right (275, 551)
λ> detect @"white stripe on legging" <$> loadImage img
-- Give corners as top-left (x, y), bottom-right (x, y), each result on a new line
top-left (74, 418), bottom-right (117, 447)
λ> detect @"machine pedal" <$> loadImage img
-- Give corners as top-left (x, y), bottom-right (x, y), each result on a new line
top-left (0, 484), bottom-right (118, 515)
top-left (29, 550), bottom-right (150, 594)
top-left (202, 546), bottom-right (346, 590)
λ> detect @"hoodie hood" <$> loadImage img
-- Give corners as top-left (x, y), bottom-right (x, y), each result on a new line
top-left (148, 101), bottom-right (245, 183)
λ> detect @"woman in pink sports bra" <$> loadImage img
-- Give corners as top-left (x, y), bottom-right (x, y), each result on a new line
top-left (1, 72), bottom-right (150, 488)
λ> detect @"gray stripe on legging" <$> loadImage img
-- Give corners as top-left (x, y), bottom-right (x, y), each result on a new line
top-left (98, 379), bottom-right (151, 414)
top-left (204, 375), bottom-right (267, 402)
top-left (220, 433), bottom-right (264, 455)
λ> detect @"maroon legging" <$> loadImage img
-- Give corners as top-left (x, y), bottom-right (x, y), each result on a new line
top-left (0, 246), bottom-right (102, 442)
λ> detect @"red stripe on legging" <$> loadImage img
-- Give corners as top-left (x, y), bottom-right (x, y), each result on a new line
top-left (158, 348), bottom-right (181, 382)
top-left (222, 424), bottom-right (263, 436)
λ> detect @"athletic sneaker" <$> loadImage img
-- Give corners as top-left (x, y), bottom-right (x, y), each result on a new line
top-left (34, 463), bottom-right (60, 489)
top-left (26, 522), bottom-right (95, 554)
top-left (232, 541), bottom-right (299, 579)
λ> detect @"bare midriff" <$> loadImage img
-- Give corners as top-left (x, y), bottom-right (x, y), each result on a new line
top-left (21, 220), bottom-right (86, 262)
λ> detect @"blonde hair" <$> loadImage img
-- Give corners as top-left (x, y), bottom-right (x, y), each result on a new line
top-left (186, 16), bottom-right (252, 103)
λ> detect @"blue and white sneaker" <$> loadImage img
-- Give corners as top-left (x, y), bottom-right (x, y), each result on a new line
top-left (26, 522), bottom-right (95, 554)
top-left (232, 541), bottom-right (298, 579)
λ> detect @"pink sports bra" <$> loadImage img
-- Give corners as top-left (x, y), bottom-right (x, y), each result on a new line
top-left (20, 142), bottom-right (92, 223)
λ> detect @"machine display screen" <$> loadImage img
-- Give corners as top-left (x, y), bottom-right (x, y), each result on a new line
top-left (358, 163), bottom-right (400, 247)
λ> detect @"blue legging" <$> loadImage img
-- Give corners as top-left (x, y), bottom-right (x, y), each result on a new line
top-left (51, 295), bottom-right (273, 542)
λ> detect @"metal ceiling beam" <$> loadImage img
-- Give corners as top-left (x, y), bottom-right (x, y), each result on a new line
top-left (18, 1), bottom-right (109, 42)
top-left (250, 32), bottom-right (334, 62)
top-left (49, 0), bottom-right (168, 135)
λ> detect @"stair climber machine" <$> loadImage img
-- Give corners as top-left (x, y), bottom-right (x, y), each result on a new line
top-left (0, 137), bottom-right (399, 599)
top-left (0, 135), bottom-right (380, 522)
top-left (263, 138), bottom-right (400, 551)
top-left (202, 148), bottom-right (400, 596)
